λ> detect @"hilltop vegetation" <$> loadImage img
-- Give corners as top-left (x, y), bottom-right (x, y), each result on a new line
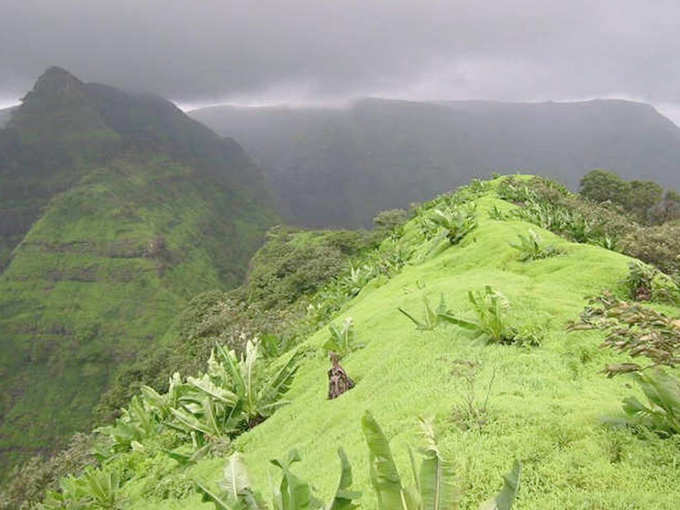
top-left (5, 175), bottom-right (680, 509)
top-left (191, 98), bottom-right (680, 227)
top-left (0, 68), bottom-right (277, 476)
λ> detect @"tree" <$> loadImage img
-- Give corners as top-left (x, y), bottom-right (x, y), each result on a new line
top-left (579, 169), bottom-right (630, 205)
top-left (627, 180), bottom-right (664, 221)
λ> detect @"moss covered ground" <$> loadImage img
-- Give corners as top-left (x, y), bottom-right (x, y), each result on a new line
top-left (118, 182), bottom-right (680, 509)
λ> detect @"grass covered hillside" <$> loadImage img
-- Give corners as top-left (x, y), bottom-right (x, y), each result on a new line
top-left (12, 176), bottom-right (679, 509)
top-left (0, 68), bottom-right (277, 476)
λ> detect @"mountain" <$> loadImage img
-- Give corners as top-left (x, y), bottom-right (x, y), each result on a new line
top-left (0, 107), bottom-right (15, 128)
top-left (191, 98), bottom-right (680, 227)
top-left (7, 176), bottom-right (679, 508)
top-left (0, 68), bottom-right (277, 475)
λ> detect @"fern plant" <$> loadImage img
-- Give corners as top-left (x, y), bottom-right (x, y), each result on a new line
top-left (509, 229), bottom-right (560, 262)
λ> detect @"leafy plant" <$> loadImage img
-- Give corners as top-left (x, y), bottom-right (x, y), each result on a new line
top-left (197, 449), bottom-right (360, 510)
top-left (39, 468), bottom-right (122, 510)
top-left (211, 340), bottom-right (300, 430)
top-left (509, 229), bottom-right (560, 262)
top-left (399, 294), bottom-right (451, 331)
top-left (440, 287), bottom-right (517, 344)
top-left (324, 317), bottom-right (363, 357)
top-left (428, 206), bottom-right (477, 245)
top-left (488, 205), bottom-right (507, 220)
top-left (620, 369), bottom-right (680, 437)
top-left (361, 411), bottom-right (521, 510)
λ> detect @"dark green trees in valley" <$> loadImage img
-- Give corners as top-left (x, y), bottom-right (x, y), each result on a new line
top-left (0, 67), bottom-right (277, 477)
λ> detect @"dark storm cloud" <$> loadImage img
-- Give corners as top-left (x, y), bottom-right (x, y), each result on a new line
top-left (1, 0), bottom-right (680, 108)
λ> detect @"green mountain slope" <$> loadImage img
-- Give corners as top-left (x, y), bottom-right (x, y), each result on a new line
top-left (99, 180), bottom-right (678, 509)
top-left (0, 68), bottom-right (277, 475)
top-left (191, 98), bottom-right (680, 227)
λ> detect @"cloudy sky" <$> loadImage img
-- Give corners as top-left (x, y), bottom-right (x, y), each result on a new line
top-left (2, 0), bottom-right (680, 121)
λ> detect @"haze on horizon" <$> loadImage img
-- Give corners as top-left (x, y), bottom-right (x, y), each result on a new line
top-left (2, 1), bottom-right (680, 122)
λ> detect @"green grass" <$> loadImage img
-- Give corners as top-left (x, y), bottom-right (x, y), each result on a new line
top-left (0, 154), bottom-right (275, 476)
top-left (113, 184), bottom-right (680, 509)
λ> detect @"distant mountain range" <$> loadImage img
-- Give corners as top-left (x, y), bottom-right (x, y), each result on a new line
top-left (192, 98), bottom-right (680, 227)
top-left (0, 68), bottom-right (276, 475)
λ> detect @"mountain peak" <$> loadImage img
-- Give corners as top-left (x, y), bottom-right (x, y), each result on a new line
top-left (21, 66), bottom-right (85, 107)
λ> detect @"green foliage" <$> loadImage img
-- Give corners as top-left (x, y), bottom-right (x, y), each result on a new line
top-left (509, 229), bottom-right (561, 262)
top-left (623, 262), bottom-right (655, 301)
top-left (428, 206), bottom-right (478, 245)
top-left (580, 170), bottom-right (671, 224)
top-left (498, 176), bottom-right (634, 248)
top-left (324, 318), bottom-right (363, 358)
top-left (619, 223), bottom-right (680, 275)
top-left (361, 411), bottom-right (520, 510)
top-left (246, 227), bottom-right (375, 309)
top-left (0, 75), bottom-right (278, 475)
top-left (39, 468), bottom-right (122, 510)
top-left (0, 433), bottom-right (97, 510)
top-left (580, 169), bottom-right (631, 205)
top-left (440, 287), bottom-right (518, 345)
top-left (620, 369), bottom-right (680, 437)
top-left (373, 209), bottom-right (408, 238)
top-left (398, 294), bottom-right (452, 331)
top-left (197, 449), bottom-right (360, 510)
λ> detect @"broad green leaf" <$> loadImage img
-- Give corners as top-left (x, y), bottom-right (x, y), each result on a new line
top-left (479, 461), bottom-right (521, 510)
top-left (361, 411), bottom-right (413, 510)
top-left (418, 418), bottom-right (458, 510)
top-left (328, 448), bottom-right (361, 510)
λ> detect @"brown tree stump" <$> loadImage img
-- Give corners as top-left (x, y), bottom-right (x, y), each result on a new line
top-left (328, 352), bottom-right (355, 399)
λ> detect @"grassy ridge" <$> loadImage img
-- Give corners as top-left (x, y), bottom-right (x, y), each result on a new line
top-left (0, 153), bottom-right (275, 475)
top-left (115, 185), bottom-right (680, 509)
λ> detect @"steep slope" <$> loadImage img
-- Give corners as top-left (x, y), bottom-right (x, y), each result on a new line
top-left (191, 98), bottom-right (680, 227)
top-left (0, 107), bottom-right (15, 129)
top-left (104, 180), bottom-right (680, 509)
top-left (0, 68), bottom-right (277, 475)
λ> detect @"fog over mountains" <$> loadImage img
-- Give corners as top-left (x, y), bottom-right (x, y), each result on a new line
top-left (192, 97), bottom-right (680, 227)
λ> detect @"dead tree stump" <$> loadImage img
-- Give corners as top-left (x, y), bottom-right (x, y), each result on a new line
top-left (328, 352), bottom-right (355, 399)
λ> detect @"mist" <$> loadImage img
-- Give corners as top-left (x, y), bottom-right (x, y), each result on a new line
top-left (2, 0), bottom-right (680, 121)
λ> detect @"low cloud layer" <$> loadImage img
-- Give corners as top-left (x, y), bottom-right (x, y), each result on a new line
top-left (2, 1), bottom-right (680, 114)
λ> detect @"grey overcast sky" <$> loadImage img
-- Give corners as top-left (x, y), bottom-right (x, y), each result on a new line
top-left (2, 0), bottom-right (680, 121)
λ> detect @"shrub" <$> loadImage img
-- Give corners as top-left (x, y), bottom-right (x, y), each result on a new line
top-left (361, 411), bottom-right (521, 510)
top-left (0, 433), bottom-right (97, 510)
top-left (510, 229), bottom-right (561, 261)
top-left (197, 413), bottom-right (521, 510)
top-left (620, 369), bottom-right (680, 437)
top-left (428, 205), bottom-right (478, 245)
top-left (373, 208), bottom-right (408, 237)
top-left (398, 294), bottom-right (451, 331)
top-left (440, 286), bottom-right (518, 344)
top-left (498, 176), bottom-right (635, 249)
top-left (619, 223), bottom-right (680, 275)
top-left (324, 317), bottom-right (363, 358)
top-left (196, 449), bottom-right (359, 510)
top-left (623, 262), bottom-right (656, 301)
